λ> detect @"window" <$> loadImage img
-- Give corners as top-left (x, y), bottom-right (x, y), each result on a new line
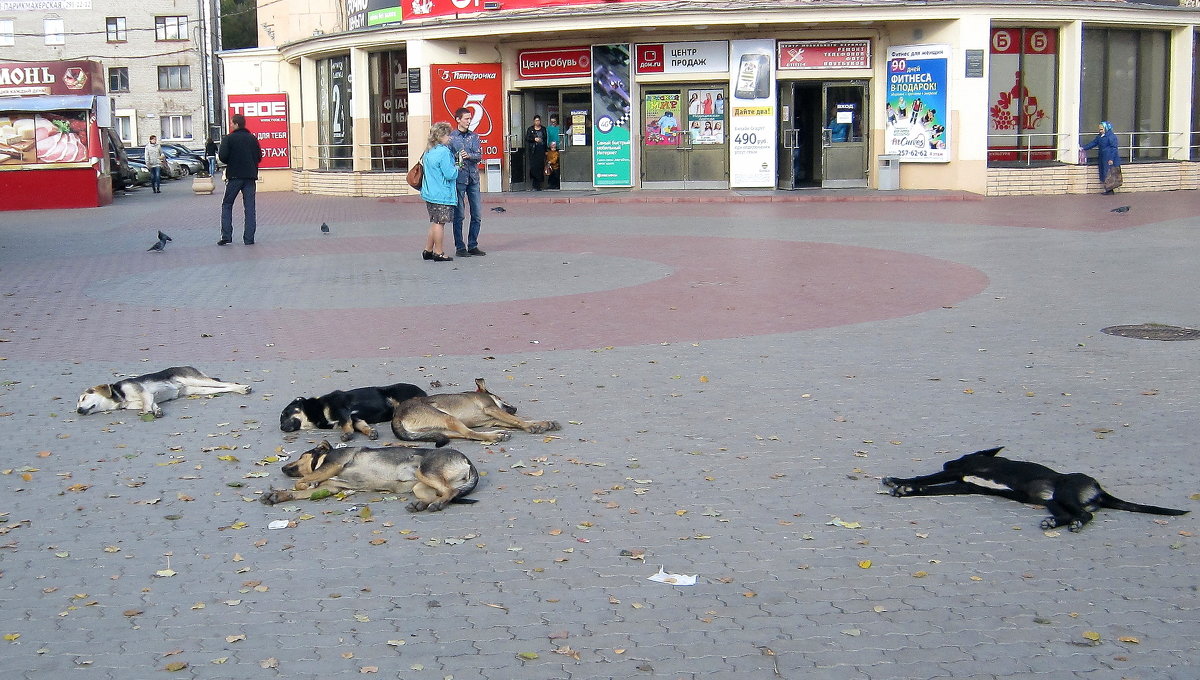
top-left (316, 55), bottom-right (353, 170)
top-left (369, 50), bottom-right (409, 170)
top-left (0, 19), bottom-right (13, 47)
top-left (161, 115), bottom-right (192, 141)
top-left (1081, 28), bottom-right (1170, 162)
top-left (987, 28), bottom-right (1059, 165)
top-left (108, 67), bottom-right (129, 92)
top-left (157, 65), bottom-right (191, 90)
top-left (44, 18), bottom-right (64, 46)
top-left (106, 17), bottom-right (126, 42)
top-left (115, 114), bottom-right (133, 145)
top-left (155, 16), bottom-right (187, 41)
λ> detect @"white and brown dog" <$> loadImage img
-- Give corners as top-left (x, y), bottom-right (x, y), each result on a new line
top-left (77, 366), bottom-right (251, 418)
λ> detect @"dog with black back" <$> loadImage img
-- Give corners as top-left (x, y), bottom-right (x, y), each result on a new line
top-left (77, 366), bottom-right (251, 418)
top-left (389, 378), bottom-right (560, 446)
top-left (279, 382), bottom-right (426, 441)
top-left (259, 440), bottom-right (478, 512)
top-left (882, 446), bottom-right (1189, 531)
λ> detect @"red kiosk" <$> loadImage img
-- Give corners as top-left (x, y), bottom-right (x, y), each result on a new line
top-left (0, 61), bottom-right (112, 210)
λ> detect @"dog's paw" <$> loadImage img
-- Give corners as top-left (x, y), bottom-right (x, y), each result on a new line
top-left (259, 490), bottom-right (292, 505)
top-left (238, 385), bottom-right (252, 394)
top-left (1039, 517), bottom-right (1060, 530)
top-left (1067, 520), bottom-right (1085, 533)
top-left (881, 479), bottom-right (913, 497)
top-left (528, 421), bottom-right (562, 434)
top-left (293, 481), bottom-right (312, 491)
top-left (406, 500), bottom-right (429, 512)
top-left (339, 431), bottom-right (355, 442)
top-left (366, 428), bottom-right (379, 440)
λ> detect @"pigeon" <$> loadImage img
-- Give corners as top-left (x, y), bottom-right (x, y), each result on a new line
top-left (321, 222), bottom-right (330, 233)
top-left (1110, 206), bottom-right (1130, 213)
top-left (147, 230), bottom-right (172, 252)
top-left (490, 206), bottom-right (506, 213)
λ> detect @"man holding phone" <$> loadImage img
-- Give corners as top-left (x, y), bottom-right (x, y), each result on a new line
top-left (448, 107), bottom-right (486, 257)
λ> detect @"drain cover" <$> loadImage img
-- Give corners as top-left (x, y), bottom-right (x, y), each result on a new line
top-left (1101, 324), bottom-right (1200, 341)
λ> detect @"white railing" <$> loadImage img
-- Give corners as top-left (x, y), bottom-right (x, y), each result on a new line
top-left (989, 130), bottom-right (1195, 165)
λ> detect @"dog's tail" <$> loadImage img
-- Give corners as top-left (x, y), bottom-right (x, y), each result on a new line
top-left (1098, 491), bottom-right (1189, 516)
top-left (449, 457), bottom-right (480, 504)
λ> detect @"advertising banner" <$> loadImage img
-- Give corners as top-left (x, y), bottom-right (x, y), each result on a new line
top-left (987, 28), bottom-right (1057, 162)
top-left (430, 63), bottom-right (504, 164)
top-left (518, 47), bottom-right (592, 79)
top-left (634, 41), bottom-right (729, 75)
top-left (687, 88), bottom-right (724, 145)
top-left (403, 0), bottom-right (635, 20)
top-left (227, 93), bottom-right (290, 169)
top-left (728, 39), bottom-right (776, 188)
top-left (348, 0), bottom-right (402, 30)
top-left (0, 60), bottom-right (104, 97)
top-left (884, 44), bottom-right (950, 162)
top-left (644, 93), bottom-right (681, 146)
top-left (591, 44), bottom-right (632, 187)
top-left (777, 40), bottom-right (871, 70)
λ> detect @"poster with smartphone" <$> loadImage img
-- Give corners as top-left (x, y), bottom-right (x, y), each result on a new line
top-left (728, 40), bottom-right (776, 187)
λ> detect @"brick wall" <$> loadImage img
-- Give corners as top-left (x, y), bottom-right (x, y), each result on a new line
top-left (292, 170), bottom-right (418, 198)
top-left (987, 162), bottom-right (1200, 196)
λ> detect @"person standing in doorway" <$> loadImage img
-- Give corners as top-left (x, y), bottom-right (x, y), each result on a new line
top-left (448, 107), bottom-right (485, 258)
top-left (217, 114), bottom-right (263, 246)
top-left (547, 114), bottom-right (561, 147)
top-left (545, 141), bottom-right (560, 190)
top-left (525, 115), bottom-right (547, 190)
top-left (204, 136), bottom-right (218, 176)
top-left (420, 122), bottom-right (459, 262)
top-left (145, 135), bottom-right (163, 193)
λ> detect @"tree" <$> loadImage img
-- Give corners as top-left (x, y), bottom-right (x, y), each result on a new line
top-left (221, 0), bottom-right (257, 50)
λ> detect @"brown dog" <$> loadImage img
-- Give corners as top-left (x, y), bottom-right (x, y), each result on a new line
top-left (389, 378), bottom-right (561, 446)
top-left (259, 440), bottom-right (478, 512)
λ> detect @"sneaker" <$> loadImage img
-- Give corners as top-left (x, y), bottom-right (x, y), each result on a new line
top-left (467, 247), bottom-right (487, 256)
top-left (456, 249), bottom-right (471, 257)
top-left (217, 239), bottom-right (231, 246)
top-left (430, 253), bottom-right (454, 262)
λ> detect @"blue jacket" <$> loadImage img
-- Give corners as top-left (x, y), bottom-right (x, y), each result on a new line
top-left (1082, 129), bottom-right (1121, 172)
top-left (419, 144), bottom-right (459, 205)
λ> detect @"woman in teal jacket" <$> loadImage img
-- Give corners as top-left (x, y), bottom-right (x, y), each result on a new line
top-left (420, 122), bottom-right (461, 261)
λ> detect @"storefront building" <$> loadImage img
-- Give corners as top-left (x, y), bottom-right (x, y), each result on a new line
top-left (228, 0), bottom-right (1199, 196)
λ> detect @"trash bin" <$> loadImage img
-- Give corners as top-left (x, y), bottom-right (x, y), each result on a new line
top-left (483, 159), bottom-right (502, 193)
top-left (877, 154), bottom-right (900, 191)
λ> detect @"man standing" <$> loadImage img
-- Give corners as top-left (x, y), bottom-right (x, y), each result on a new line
top-left (447, 107), bottom-right (485, 257)
top-left (145, 135), bottom-right (163, 193)
top-left (217, 114), bottom-right (263, 246)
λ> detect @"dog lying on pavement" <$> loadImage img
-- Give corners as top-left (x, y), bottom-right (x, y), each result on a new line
top-left (389, 378), bottom-right (560, 446)
top-left (259, 440), bottom-right (478, 512)
top-left (882, 446), bottom-right (1189, 531)
top-left (77, 366), bottom-right (251, 418)
top-left (279, 382), bottom-right (426, 441)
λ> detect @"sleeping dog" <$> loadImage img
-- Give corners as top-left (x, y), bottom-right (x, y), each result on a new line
top-left (883, 446), bottom-right (1189, 531)
top-left (77, 366), bottom-right (251, 418)
top-left (279, 382), bottom-right (426, 441)
top-left (389, 378), bottom-right (561, 446)
top-left (259, 440), bottom-right (478, 512)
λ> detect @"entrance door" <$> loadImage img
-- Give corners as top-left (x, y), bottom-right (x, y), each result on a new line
top-left (557, 89), bottom-right (592, 190)
top-left (507, 91), bottom-right (528, 191)
top-left (642, 85), bottom-right (728, 189)
top-left (820, 82), bottom-right (868, 188)
top-left (777, 82), bottom-right (819, 189)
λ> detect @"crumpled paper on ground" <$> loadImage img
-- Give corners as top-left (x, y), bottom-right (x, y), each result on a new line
top-left (647, 565), bottom-right (697, 586)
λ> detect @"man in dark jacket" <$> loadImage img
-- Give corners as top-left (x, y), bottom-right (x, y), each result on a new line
top-left (217, 114), bottom-right (263, 245)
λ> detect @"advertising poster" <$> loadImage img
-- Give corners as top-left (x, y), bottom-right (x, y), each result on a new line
top-left (688, 88), bottom-right (724, 145)
top-left (348, 0), bottom-right (401, 30)
top-left (644, 93), bottom-right (680, 146)
top-left (884, 44), bottom-right (950, 162)
top-left (728, 39), bottom-right (776, 187)
top-left (591, 44), bottom-right (632, 187)
top-left (0, 60), bottom-right (105, 97)
top-left (430, 63), bottom-right (504, 164)
top-left (987, 28), bottom-right (1057, 162)
top-left (0, 111), bottom-right (96, 167)
top-left (228, 93), bottom-right (290, 169)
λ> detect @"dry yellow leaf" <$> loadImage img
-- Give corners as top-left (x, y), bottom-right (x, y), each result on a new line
top-left (1118, 636), bottom-right (1140, 644)
top-left (912, 571), bottom-right (928, 578)
top-left (858, 560), bottom-right (872, 569)
top-left (1082, 631), bottom-right (1101, 641)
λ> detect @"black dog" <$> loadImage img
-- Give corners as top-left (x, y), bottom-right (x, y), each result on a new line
top-left (280, 383), bottom-right (426, 441)
top-left (883, 446), bottom-right (1189, 532)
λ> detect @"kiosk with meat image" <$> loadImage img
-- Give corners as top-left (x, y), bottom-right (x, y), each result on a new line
top-left (0, 61), bottom-right (112, 210)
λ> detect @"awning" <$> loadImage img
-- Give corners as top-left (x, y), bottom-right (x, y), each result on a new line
top-left (0, 94), bottom-right (98, 112)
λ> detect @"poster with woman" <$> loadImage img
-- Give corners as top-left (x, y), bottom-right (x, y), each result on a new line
top-left (688, 88), bottom-right (723, 144)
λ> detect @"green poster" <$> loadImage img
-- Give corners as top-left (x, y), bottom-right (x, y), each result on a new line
top-left (591, 44), bottom-right (632, 187)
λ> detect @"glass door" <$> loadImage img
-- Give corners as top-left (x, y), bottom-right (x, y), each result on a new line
top-left (821, 82), bottom-right (868, 188)
top-left (507, 91), bottom-right (527, 191)
top-left (558, 90), bottom-right (592, 189)
top-left (642, 85), bottom-right (728, 188)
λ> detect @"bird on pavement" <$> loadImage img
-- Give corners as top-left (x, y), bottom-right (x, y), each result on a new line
top-left (321, 222), bottom-right (330, 233)
top-left (490, 206), bottom-right (506, 213)
top-left (147, 230), bottom-right (172, 252)
top-left (1110, 206), bottom-right (1130, 213)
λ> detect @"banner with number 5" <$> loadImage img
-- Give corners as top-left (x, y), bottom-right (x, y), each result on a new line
top-left (430, 63), bottom-right (504, 164)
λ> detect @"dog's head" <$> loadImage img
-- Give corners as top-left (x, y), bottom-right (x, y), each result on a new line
top-left (281, 440), bottom-right (334, 477)
top-left (77, 384), bottom-right (118, 415)
top-left (475, 377), bottom-right (517, 415)
top-left (943, 446), bottom-right (1004, 471)
top-left (279, 398), bottom-right (315, 432)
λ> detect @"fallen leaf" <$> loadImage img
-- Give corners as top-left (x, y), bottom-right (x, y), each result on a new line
top-left (226, 634), bottom-right (246, 643)
top-left (162, 662), bottom-right (188, 672)
top-left (516, 652), bottom-right (539, 661)
top-left (1118, 636), bottom-right (1140, 644)
top-left (858, 560), bottom-right (872, 569)
top-left (259, 658), bottom-right (278, 669)
top-left (4, 633), bottom-right (20, 641)
top-left (1082, 631), bottom-right (1101, 642)
top-left (360, 667), bottom-right (378, 673)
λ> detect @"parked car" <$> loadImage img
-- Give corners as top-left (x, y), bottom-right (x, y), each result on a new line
top-left (161, 145), bottom-right (205, 175)
top-left (104, 128), bottom-right (137, 192)
top-left (126, 160), bottom-right (152, 187)
top-left (126, 147), bottom-right (187, 179)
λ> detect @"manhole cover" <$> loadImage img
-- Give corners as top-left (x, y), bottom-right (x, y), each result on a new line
top-left (1101, 324), bottom-right (1200, 341)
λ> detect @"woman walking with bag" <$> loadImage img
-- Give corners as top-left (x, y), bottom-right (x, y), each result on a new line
top-left (420, 122), bottom-right (461, 261)
top-left (1082, 121), bottom-right (1122, 195)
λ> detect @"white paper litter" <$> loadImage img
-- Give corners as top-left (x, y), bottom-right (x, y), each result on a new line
top-left (267, 520), bottom-right (290, 530)
top-left (647, 565), bottom-right (697, 586)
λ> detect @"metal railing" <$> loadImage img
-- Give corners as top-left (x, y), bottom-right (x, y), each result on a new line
top-left (367, 143), bottom-right (410, 171)
top-left (288, 143), bottom-right (414, 171)
top-left (989, 130), bottom-right (1195, 166)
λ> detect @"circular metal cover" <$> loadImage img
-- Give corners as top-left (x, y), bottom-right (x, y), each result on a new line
top-left (1101, 324), bottom-right (1200, 341)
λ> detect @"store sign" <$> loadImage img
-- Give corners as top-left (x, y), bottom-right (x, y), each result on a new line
top-left (0, 0), bottom-right (90, 8)
top-left (990, 28), bottom-right (1056, 55)
top-left (517, 47), bottom-right (591, 79)
top-left (728, 39), bottom-right (776, 188)
top-left (591, 44), bottom-right (632, 187)
top-left (227, 93), bottom-right (290, 169)
top-left (777, 40), bottom-right (871, 70)
top-left (0, 60), bottom-right (104, 97)
top-left (884, 44), bottom-right (950, 163)
top-left (634, 41), bottom-right (729, 74)
top-left (348, 0), bottom-right (402, 30)
top-left (430, 63), bottom-right (504, 163)
top-left (403, 0), bottom-right (636, 20)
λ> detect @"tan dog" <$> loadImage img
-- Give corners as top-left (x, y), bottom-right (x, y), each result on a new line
top-left (77, 366), bottom-right (251, 418)
top-left (389, 378), bottom-right (561, 446)
top-left (259, 440), bottom-right (478, 512)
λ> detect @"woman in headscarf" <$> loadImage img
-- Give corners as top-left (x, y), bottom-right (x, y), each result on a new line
top-left (1081, 121), bottom-right (1122, 194)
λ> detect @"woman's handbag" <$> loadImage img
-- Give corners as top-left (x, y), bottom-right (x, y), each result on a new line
top-left (405, 161), bottom-right (423, 189)
top-left (1103, 166), bottom-right (1123, 191)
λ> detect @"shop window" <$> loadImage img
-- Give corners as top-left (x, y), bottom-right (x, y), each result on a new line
top-left (161, 115), bottom-right (192, 141)
top-left (0, 20), bottom-right (14, 47)
top-left (109, 67), bottom-right (129, 92)
top-left (1081, 28), bottom-right (1169, 162)
top-left (316, 55), bottom-right (353, 170)
top-left (987, 28), bottom-right (1059, 165)
top-left (44, 18), bottom-right (64, 46)
top-left (158, 65), bottom-right (191, 90)
top-left (155, 16), bottom-right (187, 41)
top-left (106, 17), bottom-right (126, 42)
top-left (368, 50), bottom-right (409, 170)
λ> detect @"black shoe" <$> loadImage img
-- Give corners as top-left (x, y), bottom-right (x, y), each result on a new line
top-left (422, 250), bottom-right (433, 260)
top-left (467, 248), bottom-right (487, 256)
top-left (1102, 190), bottom-right (1114, 195)
top-left (456, 249), bottom-right (471, 257)
top-left (244, 241), bottom-right (254, 245)
top-left (217, 239), bottom-right (231, 246)
top-left (431, 253), bottom-right (454, 262)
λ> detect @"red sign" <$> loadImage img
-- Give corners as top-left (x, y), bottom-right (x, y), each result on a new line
top-left (635, 44), bottom-right (665, 74)
top-left (227, 93), bottom-right (290, 170)
top-left (991, 29), bottom-right (1057, 55)
top-left (430, 64), bottom-right (504, 163)
top-left (404, 0), bottom-right (634, 20)
top-left (0, 60), bottom-right (105, 97)
top-left (517, 47), bottom-right (592, 79)
top-left (777, 40), bottom-right (871, 70)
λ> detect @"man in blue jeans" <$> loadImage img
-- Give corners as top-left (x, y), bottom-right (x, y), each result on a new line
top-left (217, 114), bottom-right (263, 246)
top-left (447, 107), bottom-right (485, 257)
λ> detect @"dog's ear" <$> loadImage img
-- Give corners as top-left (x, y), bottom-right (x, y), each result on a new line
top-left (311, 452), bottom-right (329, 470)
top-left (977, 447), bottom-right (1004, 457)
top-left (474, 378), bottom-right (487, 393)
top-left (316, 440), bottom-right (332, 452)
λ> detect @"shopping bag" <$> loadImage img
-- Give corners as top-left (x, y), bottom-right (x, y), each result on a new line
top-left (1103, 166), bottom-right (1123, 191)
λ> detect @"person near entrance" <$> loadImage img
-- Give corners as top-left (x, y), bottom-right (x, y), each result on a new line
top-left (448, 107), bottom-right (485, 257)
top-left (145, 135), bottom-right (163, 193)
top-left (547, 114), bottom-right (561, 147)
top-left (525, 115), bottom-right (548, 190)
top-left (545, 141), bottom-right (560, 190)
top-left (217, 114), bottom-right (263, 246)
